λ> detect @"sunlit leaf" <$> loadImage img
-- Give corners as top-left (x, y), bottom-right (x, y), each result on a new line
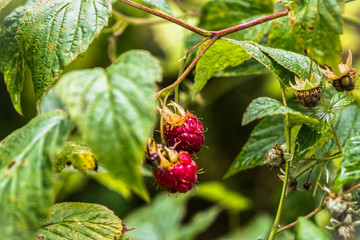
top-left (333, 133), bottom-right (360, 192)
top-left (37, 202), bottom-right (124, 240)
top-left (140, 0), bottom-right (172, 15)
top-left (0, 111), bottom-right (72, 239)
top-left (268, 16), bottom-right (303, 54)
top-left (17, 0), bottom-right (112, 100)
top-left (231, 40), bottom-right (295, 86)
top-left (193, 39), bottom-right (250, 97)
top-left (0, 0), bottom-right (39, 114)
top-left (56, 142), bottom-right (98, 174)
top-left (284, 0), bottom-right (344, 68)
top-left (225, 116), bottom-right (285, 178)
top-left (55, 50), bottom-right (161, 201)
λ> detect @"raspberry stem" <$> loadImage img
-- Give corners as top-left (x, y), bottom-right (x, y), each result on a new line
top-left (268, 85), bottom-right (292, 240)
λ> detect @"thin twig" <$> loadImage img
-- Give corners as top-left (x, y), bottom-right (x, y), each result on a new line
top-left (156, 36), bottom-right (218, 97)
top-left (344, 182), bottom-right (360, 194)
top-left (277, 206), bottom-right (323, 233)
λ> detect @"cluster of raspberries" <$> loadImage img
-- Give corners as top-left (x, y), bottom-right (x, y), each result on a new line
top-left (146, 102), bottom-right (204, 194)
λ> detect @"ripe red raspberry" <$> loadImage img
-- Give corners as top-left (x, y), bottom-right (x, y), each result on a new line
top-left (163, 113), bottom-right (204, 153)
top-left (159, 102), bottom-right (205, 153)
top-left (153, 151), bottom-right (198, 193)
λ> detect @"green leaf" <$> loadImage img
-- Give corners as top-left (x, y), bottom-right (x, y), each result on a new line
top-left (0, 110), bottom-right (72, 239)
top-left (55, 50), bottom-right (161, 201)
top-left (286, 0), bottom-right (344, 68)
top-left (224, 115), bottom-right (285, 178)
top-left (216, 58), bottom-right (269, 77)
top-left (293, 123), bottom-right (334, 163)
top-left (198, 0), bottom-right (273, 31)
top-left (0, 0), bottom-right (13, 11)
top-left (17, 0), bottom-right (112, 100)
top-left (333, 133), bottom-right (360, 192)
top-left (37, 202), bottom-right (124, 240)
top-left (125, 193), bottom-right (220, 240)
top-left (193, 39), bottom-right (251, 97)
top-left (329, 93), bottom-right (354, 111)
top-left (268, 17), bottom-right (303, 54)
top-left (0, 0), bottom-right (38, 114)
top-left (197, 182), bottom-right (251, 212)
top-left (296, 217), bottom-right (332, 240)
top-left (39, 88), bottom-right (67, 113)
top-left (318, 103), bottom-right (360, 156)
top-left (232, 40), bottom-right (295, 86)
top-left (217, 213), bottom-right (273, 240)
top-left (254, 43), bottom-right (322, 80)
top-left (140, 0), bottom-right (172, 15)
top-left (125, 193), bottom-right (187, 240)
top-left (174, 206), bottom-right (222, 240)
top-left (56, 142), bottom-right (98, 174)
top-left (90, 170), bottom-right (131, 199)
top-left (242, 97), bottom-right (319, 126)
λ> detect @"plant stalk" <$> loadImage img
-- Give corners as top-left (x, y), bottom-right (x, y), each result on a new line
top-left (268, 86), bottom-right (291, 240)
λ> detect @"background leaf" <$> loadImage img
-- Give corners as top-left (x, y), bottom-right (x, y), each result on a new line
top-left (193, 39), bottom-right (250, 97)
top-left (268, 16), bottom-right (303, 54)
top-left (196, 182), bottom-right (251, 212)
top-left (55, 50), bottom-right (161, 201)
top-left (140, 0), bottom-right (172, 15)
top-left (0, 111), bottom-right (72, 239)
top-left (197, 0), bottom-right (273, 41)
top-left (37, 202), bottom-right (124, 240)
top-left (17, 0), bottom-right (112, 100)
top-left (295, 217), bottom-right (332, 240)
top-left (0, 0), bottom-right (38, 114)
top-left (242, 97), bottom-right (319, 126)
top-left (285, 0), bottom-right (344, 68)
top-left (224, 115), bottom-right (285, 178)
top-left (333, 133), bottom-right (360, 192)
top-left (124, 193), bottom-right (221, 240)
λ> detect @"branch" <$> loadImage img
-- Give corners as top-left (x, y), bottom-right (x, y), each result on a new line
top-left (117, 0), bottom-right (211, 36)
top-left (277, 206), bottom-right (323, 233)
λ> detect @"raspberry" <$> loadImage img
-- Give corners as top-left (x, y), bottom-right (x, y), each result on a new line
top-left (163, 113), bottom-right (204, 153)
top-left (264, 143), bottom-right (286, 168)
top-left (159, 102), bottom-right (205, 153)
top-left (294, 87), bottom-right (322, 108)
top-left (290, 73), bottom-right (322, 108)
top-left (153, 151), bottom-right (198, 193)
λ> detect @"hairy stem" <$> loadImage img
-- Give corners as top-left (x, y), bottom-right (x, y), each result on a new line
top-left (156, 36), bottom-right (218, 97)
top-left (268, 87), bottom-right (291, 240)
